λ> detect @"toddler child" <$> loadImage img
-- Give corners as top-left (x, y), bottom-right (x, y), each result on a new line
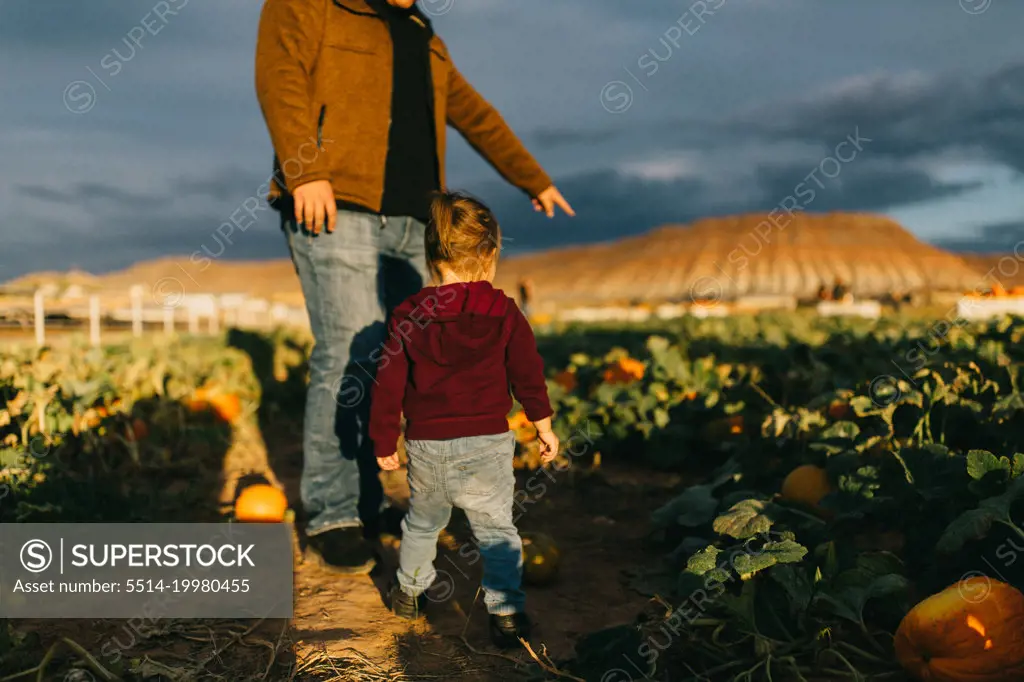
top-left (369, 191), bottom-right (558, 648)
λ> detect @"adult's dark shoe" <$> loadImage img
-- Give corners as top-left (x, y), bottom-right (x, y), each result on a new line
top-left (489, 613), bottom-right (532, 649)
top-left (306, 527), bottom-right (376, 575)
top-left (388, 584), bottom-right (425, 620)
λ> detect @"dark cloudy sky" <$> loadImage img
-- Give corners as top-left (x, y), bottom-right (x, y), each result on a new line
top-left (2, 0), bottom-right (1023, 278)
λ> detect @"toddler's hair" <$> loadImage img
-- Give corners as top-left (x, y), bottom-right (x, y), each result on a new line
top-left (425, 191), bottom-right (501, 282)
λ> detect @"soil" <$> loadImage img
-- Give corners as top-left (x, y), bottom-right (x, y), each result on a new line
top-left (278, 443), bottom-right (682, 681)
top-left (6, 419), bottom-right (680, 682)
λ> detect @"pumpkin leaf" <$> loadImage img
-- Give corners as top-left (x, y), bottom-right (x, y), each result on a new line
top-left (650, 458), bottom-right (738, 530)
top-left (821, 421), bottom-right (860, 440)
top-left (937, 477), bottom-right (1024, 553)
top-left (854, 551), bottom-right (905, 579)
top-left (838, 465), bottom-right (882, 498)
top-left (686, 546), bottom-right (723, 576)
top-left (653, 407), bottom-right (670, 429)
top-left (901, 445), bottom-right (964, 499)
top-left (1013, 454), bottom-right (1024, 478)
top-left (813, 593), bottom-right (861, 624)
top-left (712, 499), bottom-right (775, 539)
top-left (683, 546), bottom-right (733, 593)
top-left (650, 484), bottom-right (719, 529)
top-left (731, 539), bottom-right (808, 580)
top-left (569, 624), bottom-right (656, 682)
top-left (816, 574), bottom-right (908, 625)
top-left (769, 564), bottom-right (815, 615)
top-left (862, 573), bottom-right (910, 604)
top-left (0, 448), bottom-right (25, 468)
top-left (967, 450), bottom-right (1009, 480)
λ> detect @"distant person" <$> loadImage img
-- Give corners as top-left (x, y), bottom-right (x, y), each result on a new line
top-left (518, 276), bottom-right (534, 318)
top-left (817, 284), bottom-right (831, 301)
top-left (832, 278), bottom-right (852, 303)
top-left (370, 192), bottom-right (559, 647)
top-left (255, 0), bottom-right (574, 574)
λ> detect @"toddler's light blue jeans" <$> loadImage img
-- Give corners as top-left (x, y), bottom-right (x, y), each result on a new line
top-left (398, 431), bottom-right (525, 616)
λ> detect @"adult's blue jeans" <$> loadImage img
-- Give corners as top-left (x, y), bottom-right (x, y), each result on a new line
top-left (285, 211), bottom-right (429, 535)
top-left (398, 431), bottom-right (525, 615)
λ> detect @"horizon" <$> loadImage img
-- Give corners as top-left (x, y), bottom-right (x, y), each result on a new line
top-left (2, 1), bottom-right (1023, 279)
top-left (5, 209), bottom-right (1012, 285)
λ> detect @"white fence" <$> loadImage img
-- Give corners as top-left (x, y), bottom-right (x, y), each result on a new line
top-left (956, 296), bottom-right (1024, 321)
top-left (12, 287), bottom-right (309, 347)
top-left (815, 301), bottom-right (882, 319)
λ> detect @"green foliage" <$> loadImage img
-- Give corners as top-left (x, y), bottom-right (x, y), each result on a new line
top-left (549, 313), bottom-right (1024, 680)
top-left (0, 332), bottom-right (305, 524)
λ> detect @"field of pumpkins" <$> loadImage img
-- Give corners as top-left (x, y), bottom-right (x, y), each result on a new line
top-left (5, 311), bottom-right (1024, 680)
top-left (506, 313), bottom-right (1024, 681)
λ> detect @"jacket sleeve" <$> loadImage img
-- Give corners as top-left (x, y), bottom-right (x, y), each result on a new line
top-left (505, 306), bottom-right (554, 422)
top-left (255, 0), bottom-right (331, 193)
top-left (446, 63), bottom-right (553, 199)
top-left (369, 318), bottom-right (410, 460)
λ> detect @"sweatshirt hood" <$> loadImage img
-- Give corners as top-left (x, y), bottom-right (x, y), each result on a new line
top-left (395, 281), bottom-right (511, 368)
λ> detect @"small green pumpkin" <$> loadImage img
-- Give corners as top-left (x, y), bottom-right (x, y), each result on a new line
top-left (522, 531), bottom-right (561, 586)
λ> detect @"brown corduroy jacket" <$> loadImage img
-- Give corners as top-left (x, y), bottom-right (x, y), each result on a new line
top-left (255, 0), bottom-right (553, 210)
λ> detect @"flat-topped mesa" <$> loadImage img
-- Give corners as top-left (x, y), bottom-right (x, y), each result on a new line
top-left (3, 213), bottom-right (998, 308)
top-left (494, 212), bottom-right (984, 305)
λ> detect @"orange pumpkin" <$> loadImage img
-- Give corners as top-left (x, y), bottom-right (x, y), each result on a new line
top-left (703, 415), bottom-right (745, 441)
top-left (507, 411), bottom-right (531, 431)
top-left (188, 386), bottom-right (242, 423)
top-left (780, 464), bottom-right (833, 515)
top-left (827, 401), bottom-right (850, 419)
top-left (895, 577), bottom-right (1024, 682)
top-left (507, 411), bottom-right (537, 444)
top-left (603, 357), bottom-right (645, 385)
top-left (234, 484), bottom-right (288, 523)
top-left (553, 369), bottom-right (578, 393)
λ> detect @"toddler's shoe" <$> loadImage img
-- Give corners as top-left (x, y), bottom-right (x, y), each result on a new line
top-left (489, 612), bottom-right (532, 649)
top-left (389, 583), bottom-right (425, 620)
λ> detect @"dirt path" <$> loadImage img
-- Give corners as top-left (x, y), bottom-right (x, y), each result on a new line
top-left (263, 428), bottom-right (681, 681)
top-left (5, 420), bottom-right (678, 681)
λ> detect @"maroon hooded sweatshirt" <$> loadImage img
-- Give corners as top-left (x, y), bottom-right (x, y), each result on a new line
top-left (369, 281), bottom-right (553, 460)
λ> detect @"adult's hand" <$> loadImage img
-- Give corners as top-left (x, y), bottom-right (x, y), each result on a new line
top-left (532, 185), bottom-right (576, 218)
top-left (293, 179), bottom-right (337, 234)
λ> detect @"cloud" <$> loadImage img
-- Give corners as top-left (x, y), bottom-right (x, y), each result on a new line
top-left (3, 0), bottom-right (1024, 280)
top-left (476, 155), bottom-right (979, 255)
top-left (17, 182), bottom-right (170, 210)
top-left (753, 158), bottom-right (983, 213)
top-left (735, 63), bottom-right (1024, 174)
top-left (933, 220), bottom-right (1024, 254)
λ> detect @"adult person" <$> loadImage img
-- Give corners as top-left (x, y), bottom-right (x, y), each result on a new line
top-left (255, 0), bottom-right (574, 574)
top-left (832, 277), bottom-right (852, 303)
top-left (517, 277), bottom-right (534, 319)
